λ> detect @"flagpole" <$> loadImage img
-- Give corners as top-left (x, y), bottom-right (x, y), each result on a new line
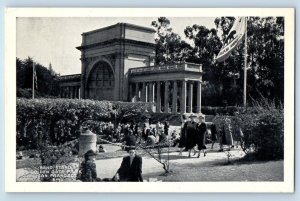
top-left (243, 17), bottom-right (248, 107)
top-left (32, 62), bottom-right (35, 99)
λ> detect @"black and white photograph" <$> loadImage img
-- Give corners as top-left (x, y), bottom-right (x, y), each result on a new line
top-left (5, 8), bottom-right (294, 192)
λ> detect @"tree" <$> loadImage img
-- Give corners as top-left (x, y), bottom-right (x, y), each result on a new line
top-left (151, 17), bottom-right (193, 65)
top-left (184, 24), bottom-right (231, 106)
top-left (211, 17), bottom-right (284, 106)
top-left (246, 17), bottom-right (284, 104)
top-left (48, 63), bottom-right (56, 76)
top-left (16, 57), bottom-right (60, 98)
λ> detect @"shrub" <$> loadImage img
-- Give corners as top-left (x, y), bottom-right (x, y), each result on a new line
top-left (201, 106), bottom-right (245, 116)
top-left (39, 141), bottom-right (79, 182)
top-left (16, 98), bottom-right (152, 149)
top-left (213, 102), bottom-right (284, 161)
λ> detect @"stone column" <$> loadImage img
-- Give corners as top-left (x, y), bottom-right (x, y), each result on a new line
top-left (156, 81), bottom-right (161, 113)
top-left (61, 87), bottom-right (64, 98)
top-left (60, 87), bottom-right (63, 98)
top-left (180, 80), bottom-right (187, 113)
top-left (68, 86), bottom-right (71, 98)
top-left (73, 87), bottom-right (76, 99)
top-left (135, 82), bottom-right (139, 102)
top-left (145, 83), bottom-right (148, 102)
top-left (128, 83), bottom-right (133, 102)
top-left (149, 82), bottom-right (154, 102)
top-left (72, 86), bottom-right (75, 99)
top-left (164, 81), bottom-right (169, 113)
top-left (196, 81), bottom-right (202, 113)
top-left (141, 82), bottom-right (146, 102)
top-left (188, 81), bottom-right (193, 113)
top-left (172, 81), bottom-right (178, 113)
top-left (80, 57), bottom-right (86, 99)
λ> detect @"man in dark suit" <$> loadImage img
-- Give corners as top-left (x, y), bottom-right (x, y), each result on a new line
top-left (115, 148), bottom-right (143, 182)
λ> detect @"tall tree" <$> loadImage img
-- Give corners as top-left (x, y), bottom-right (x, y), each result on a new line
top-left (151, 17), bottom-right (193, 65)
top-left (16, 57), bottom-right (60, 98)
top-left (212, 16), bottom-right (284, 106)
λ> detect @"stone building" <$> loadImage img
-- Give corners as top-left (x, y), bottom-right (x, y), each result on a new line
top-left (59, 23), bottom-right (203, 114)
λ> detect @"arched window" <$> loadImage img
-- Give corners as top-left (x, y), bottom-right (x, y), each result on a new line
top-left (87, 61), bottom-right (114, 100)
top-left (88, 61), bottom-right (114, 88)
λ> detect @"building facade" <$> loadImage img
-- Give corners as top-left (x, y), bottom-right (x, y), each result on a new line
top-left (59, 23), bottom-right (203, 114)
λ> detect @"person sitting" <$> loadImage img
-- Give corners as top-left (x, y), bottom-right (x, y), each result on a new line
top-left (114, 148), bottom-right (143, 182)
top-left (171, 130), bottom-right (180, 147)
top-left (98, 145), bottom-right (107, 153)
top-left (77, 149), bottom-right (99, 182)
top-left (146, 131), bottom-right (156, 146)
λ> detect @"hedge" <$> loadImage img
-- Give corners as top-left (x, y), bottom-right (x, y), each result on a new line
top-left (212, 104), bottom-right (284, 160)
top-left (16, 98), bottom-right (152, 149)
top-left (201, 106), bottom-right (245, 116)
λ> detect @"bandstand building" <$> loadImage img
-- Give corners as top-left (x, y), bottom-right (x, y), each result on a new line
top-left (59, 23), bottom-right (203, 114)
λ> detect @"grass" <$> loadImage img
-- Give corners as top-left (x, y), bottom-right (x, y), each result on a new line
top-left (143, 159), bottom-right (284, 182)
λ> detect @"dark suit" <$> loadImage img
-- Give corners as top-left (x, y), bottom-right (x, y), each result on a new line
top-left (117, 155), bottom-right (143, 182)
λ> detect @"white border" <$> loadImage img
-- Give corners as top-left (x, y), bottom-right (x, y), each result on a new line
top-left (5, 8), bottom-right (295, 192)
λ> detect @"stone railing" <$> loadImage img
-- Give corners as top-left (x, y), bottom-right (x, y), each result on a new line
top-left (58, 74), bottom-right (81, 81)
top-left (128, 63), bottom-right (202, 74)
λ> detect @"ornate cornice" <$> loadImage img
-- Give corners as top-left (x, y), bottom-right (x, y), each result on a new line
top-left (76, 38), bottom-right (156, 51)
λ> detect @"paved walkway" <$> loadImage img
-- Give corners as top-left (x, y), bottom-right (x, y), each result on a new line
top-left (95, 147), bottom-right (246, 179)
top-left (16, 142), bottom-right (246, 181)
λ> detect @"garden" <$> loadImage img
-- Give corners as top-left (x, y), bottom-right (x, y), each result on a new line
top-left (16, 98), bottom-right (284, 182)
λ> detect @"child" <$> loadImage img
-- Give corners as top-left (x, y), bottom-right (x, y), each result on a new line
top-left (77, 149), bottom-right (98, 182)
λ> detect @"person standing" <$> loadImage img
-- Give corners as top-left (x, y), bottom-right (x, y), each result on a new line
top-left (122, 129), bottom-right (137, 152)
top-left (196, 115), bottom-right (207, 158)
top-left (114, 148), bottom-right (143, 182)
top-left (141, 123), bottom-right (149, 142)
top-left (164, 121), bottom-right (170, 136)
top-left (224, 117), bottom-right (234, 149)
top-left (210, 123), bottom-right (218, 149)
top-left (178, 114), bottom-right (188, 155)
top-left (185, 114), bottom-right (198, 157)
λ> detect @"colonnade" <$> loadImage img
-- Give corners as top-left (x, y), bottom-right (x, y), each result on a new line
top-left (129, 80), bottom-right (201, 114)
top-left (60, 86), bottom-right (81, 99)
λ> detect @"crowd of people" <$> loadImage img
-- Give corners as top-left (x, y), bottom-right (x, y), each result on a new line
top-left (78, 114), bottom-right (239, 182)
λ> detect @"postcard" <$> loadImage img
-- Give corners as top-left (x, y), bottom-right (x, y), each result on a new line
top-left (5, 8), bottom-right (294, 192)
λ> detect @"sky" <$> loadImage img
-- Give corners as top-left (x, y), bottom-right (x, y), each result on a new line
top-left (17, 17), bottom-right (215, 75)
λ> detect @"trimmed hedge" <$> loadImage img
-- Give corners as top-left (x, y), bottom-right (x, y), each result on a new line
top-left (201, 106), bottom-right (245, 116)
top-left (17, 98), bottom-right (152, 149)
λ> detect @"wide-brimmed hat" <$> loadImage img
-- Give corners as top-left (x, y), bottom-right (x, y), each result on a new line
top-left (199, 115), bottom-right (205, 119)
top-left (84, 149), bottom-right (97, 157)
top-left (127, 146), bottom-right (136, 152)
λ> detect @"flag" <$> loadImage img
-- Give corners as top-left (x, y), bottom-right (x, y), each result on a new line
top-left (216, 17), bottom-right (246, 62)
top-left (33, 63), bottom-right (38, 89)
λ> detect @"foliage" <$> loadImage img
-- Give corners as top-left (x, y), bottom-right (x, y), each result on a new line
top-left (213, 101), bottom-right (284, 160)
top-left (151, 17), bottom-right (284, 106)
top-left (38, 141), bottom-right (79, 182)
top-left (151, 17), bottom-right (193, 65)
top-left (16, 98), bottom-right (152, 149)
top-left (16, 57), bottom-right (60, 98)
top-left (213, 17), bottom-right (284, 106)
top-left (110, 101), bottom-right (153, 125)
top-left (201, 106), bottom-right (244, 116)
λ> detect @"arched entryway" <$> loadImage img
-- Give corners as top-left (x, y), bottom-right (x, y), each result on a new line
top-left (86, 61), bottom-right (114, 100)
